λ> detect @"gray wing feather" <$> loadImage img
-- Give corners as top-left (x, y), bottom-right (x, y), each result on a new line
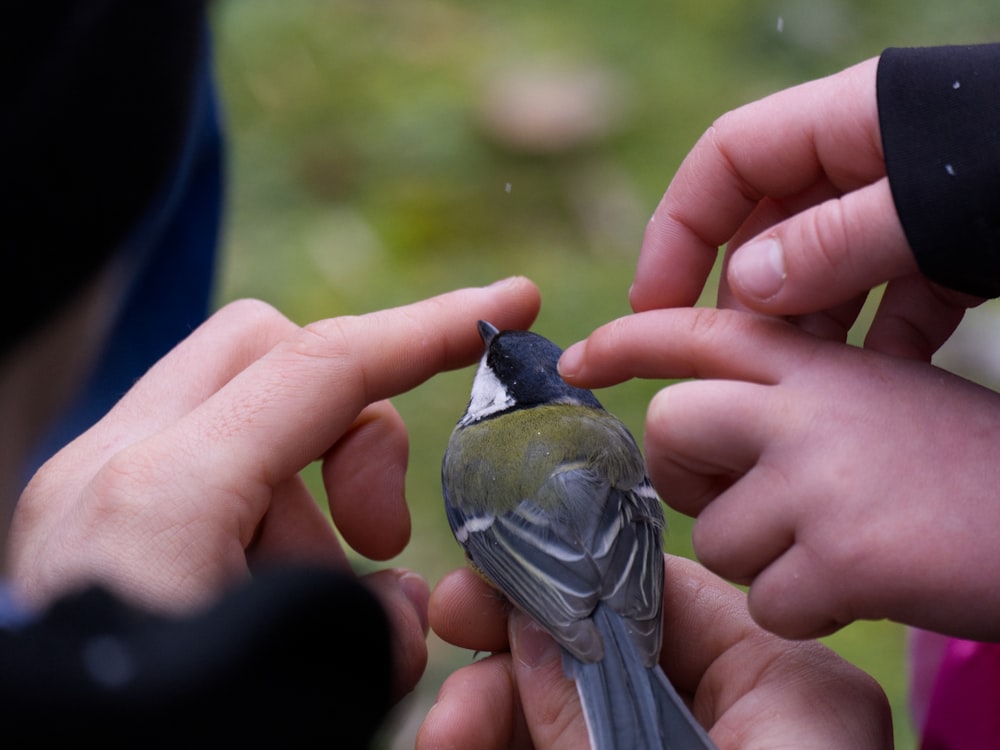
top-left (446, 461), bottom-right (665, 664)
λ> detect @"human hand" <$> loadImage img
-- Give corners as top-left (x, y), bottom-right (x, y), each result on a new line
top-left (559, 308), bottom-right (1000, 641)
top-left (417, 555), bottom-right (892, 749)
top-left (632, 56), bottom-right (982, 359)
top-left (7, 277), bottom-right (540, 697)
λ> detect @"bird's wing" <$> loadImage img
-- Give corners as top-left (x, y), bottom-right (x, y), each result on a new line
top-left (445, 461), bottom-right (665, 665)
top-left (595, 478), bottom-right (665, 667)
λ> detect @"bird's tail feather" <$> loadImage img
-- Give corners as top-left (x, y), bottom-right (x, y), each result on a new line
top-left (565, 605), bottom-right (717, 750)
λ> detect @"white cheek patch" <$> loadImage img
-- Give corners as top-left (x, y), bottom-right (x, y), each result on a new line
top-left (460, 358), bottom-right (515, 425)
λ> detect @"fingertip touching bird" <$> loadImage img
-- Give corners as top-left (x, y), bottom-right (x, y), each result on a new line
top-left (442, 321), bottom-right (717, 750)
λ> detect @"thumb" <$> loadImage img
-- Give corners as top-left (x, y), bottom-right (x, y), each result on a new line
top-left (509, 609), bottom-right (590, 750)
top-left (726, 178), bottom-right (917, 313)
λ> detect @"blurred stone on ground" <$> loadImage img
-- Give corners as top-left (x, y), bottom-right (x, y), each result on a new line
top-left (477, 63), bottom-right (634, 155)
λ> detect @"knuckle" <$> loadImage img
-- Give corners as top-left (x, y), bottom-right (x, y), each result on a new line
top-left (804, 199), bottom-right (853, 277)
top-left (686, 305), bottom-right (721, 336)
top-left (212, 298), bottom-right (285, 328)
top-left (706, 121), bottom-right (759, 203)
top-left (596, 315), bottom-right (634, 351)
top-left (683, 306), bottom-right (729, 349)
top-left (206, 299), bottom-right (299, 360)
top-left (91, 445), bottom-right (173, 516)
top-left (295, 315), bottom-right (361, 360)
top-left (289, 315), bottom-right (371, 402)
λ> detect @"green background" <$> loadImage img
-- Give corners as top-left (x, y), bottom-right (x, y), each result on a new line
top-left (208, 2), bottom-right (1000, 746)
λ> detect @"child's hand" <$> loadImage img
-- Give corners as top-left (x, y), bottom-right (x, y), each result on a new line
top-left (632, 56), bottom-right (982, 359)
top-left (561, 308), bottom-right (1000, 641)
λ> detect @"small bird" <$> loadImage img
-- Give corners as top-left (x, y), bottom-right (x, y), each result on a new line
top-left (442, 321), bottom-right (717, 750)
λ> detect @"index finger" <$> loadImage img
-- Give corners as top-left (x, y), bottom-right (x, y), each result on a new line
top-left (631, 57), bottom-right (882, 311)
top-left (559, 308), bottom-right (819, 390)
top-left (169, 277), bottom-right (541, 493)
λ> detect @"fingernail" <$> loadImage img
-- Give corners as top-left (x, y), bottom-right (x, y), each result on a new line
top-left (558, 343), bottom-right (584, 379)
top-left (487, 275), bottom-right (520, 289)
top-left (396, 569), bottom-right (430, 635)
top-left (510, 610), bottom-right (560, 669)
top-left (730, 237), bottom-right (786, 300)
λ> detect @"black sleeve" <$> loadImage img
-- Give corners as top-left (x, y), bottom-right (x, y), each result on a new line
top-left (0, 566), bottom-right (394, 747)
top-left (0, 0), bottom-right (208, 355)
top-left (877, 43), bottom-right (1000, 298)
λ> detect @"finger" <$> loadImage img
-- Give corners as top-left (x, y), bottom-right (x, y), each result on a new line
top-left (631, 57), bottom-right (882, 312)
top-left (560, 308), bottom-right (816, 389)
top-left (660, 555), bottom-right (829, 724)
top-left (171, 278), bottom-right (539, 492)
top-left (745, 544), bottom-right (855, 640)
top-left (689, 467), bottom-right (796, 586)
top-left (660, 555), bottom-right (758, 700)
top-left (865, 275), bottom-right (983, 360)
top-left (717, 201), bottom-right (786, 315)
top-left (429, 567), bottom-right (511, 653)
top-left (717, 181), bottom-right (845, 308)
top-left (784, 292), bottom-right (869, 343)
top-left (717, 191), bottom-right (875, 342)
top-left (323, 400), bottom-right (410, 561)
top-left (644, 380), bottom-right (771, 517)
top-left (45, 299), bottom-right (299, 469)
top-left (509, 608), bottom-right (589, 750)
top-left (126, 279), bottom-right (538, 561)
top-left (32, 281), bottom-right (539, 611)
top-left (118, 298), bottom-right (298, 414)
top-left (363, 568), bottom-right (430, 701)
top-left (635, 208), bottom-right (721, 310)
top-left (660, 556), bottom-right (894, 748)
top-left (247, 475), bottom-right (349, 568)
top-left (744, 495), bottom-right (959, 641)
top-left (726, 179), bottom-right (917, 312)
top-left (417, 654), bottom-right (531, 750)
top-left (98, 300), bottom-right (297, 437)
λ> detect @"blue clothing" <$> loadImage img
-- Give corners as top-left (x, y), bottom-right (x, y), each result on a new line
top-left (21, 21), bottom-right (223, 487)
top-left (2, 7), bottom-right (394, 746)
top-left (1, 0), bottom-right (212, 356)
top-left (0, 583), bottom-right (30, 630)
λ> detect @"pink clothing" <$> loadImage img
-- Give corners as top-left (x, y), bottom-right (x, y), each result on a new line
top-left (910, 629), bottom-right (1000, 748)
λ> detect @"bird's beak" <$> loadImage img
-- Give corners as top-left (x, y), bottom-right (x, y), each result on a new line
top-left (477, 320), bottom-right (499, 347)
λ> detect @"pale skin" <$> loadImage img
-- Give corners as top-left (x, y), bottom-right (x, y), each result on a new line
top-left (6, 274), bottom-right (895, 745)
top-left (419, 556), bottom-right (892, 749)
top-left (560, 309), bottom-right (1000, 642)
top-left (7, 51), bottom-right (968, 745)
top-left (631, 55), bottom-right (982, 356)
top-left (4, 276), bottom-right (543, 700)
top-left (555, 55), bottom-right (1000, 643)
top-left (418, 56), bottom-right (975, 747)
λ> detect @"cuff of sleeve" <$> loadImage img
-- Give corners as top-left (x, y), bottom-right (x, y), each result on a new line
top-left (878, 44), bottom-right (1000, 298)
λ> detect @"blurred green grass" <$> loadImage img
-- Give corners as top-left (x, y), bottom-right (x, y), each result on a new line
top-left (209, 2), bottom-right (1000, 746)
